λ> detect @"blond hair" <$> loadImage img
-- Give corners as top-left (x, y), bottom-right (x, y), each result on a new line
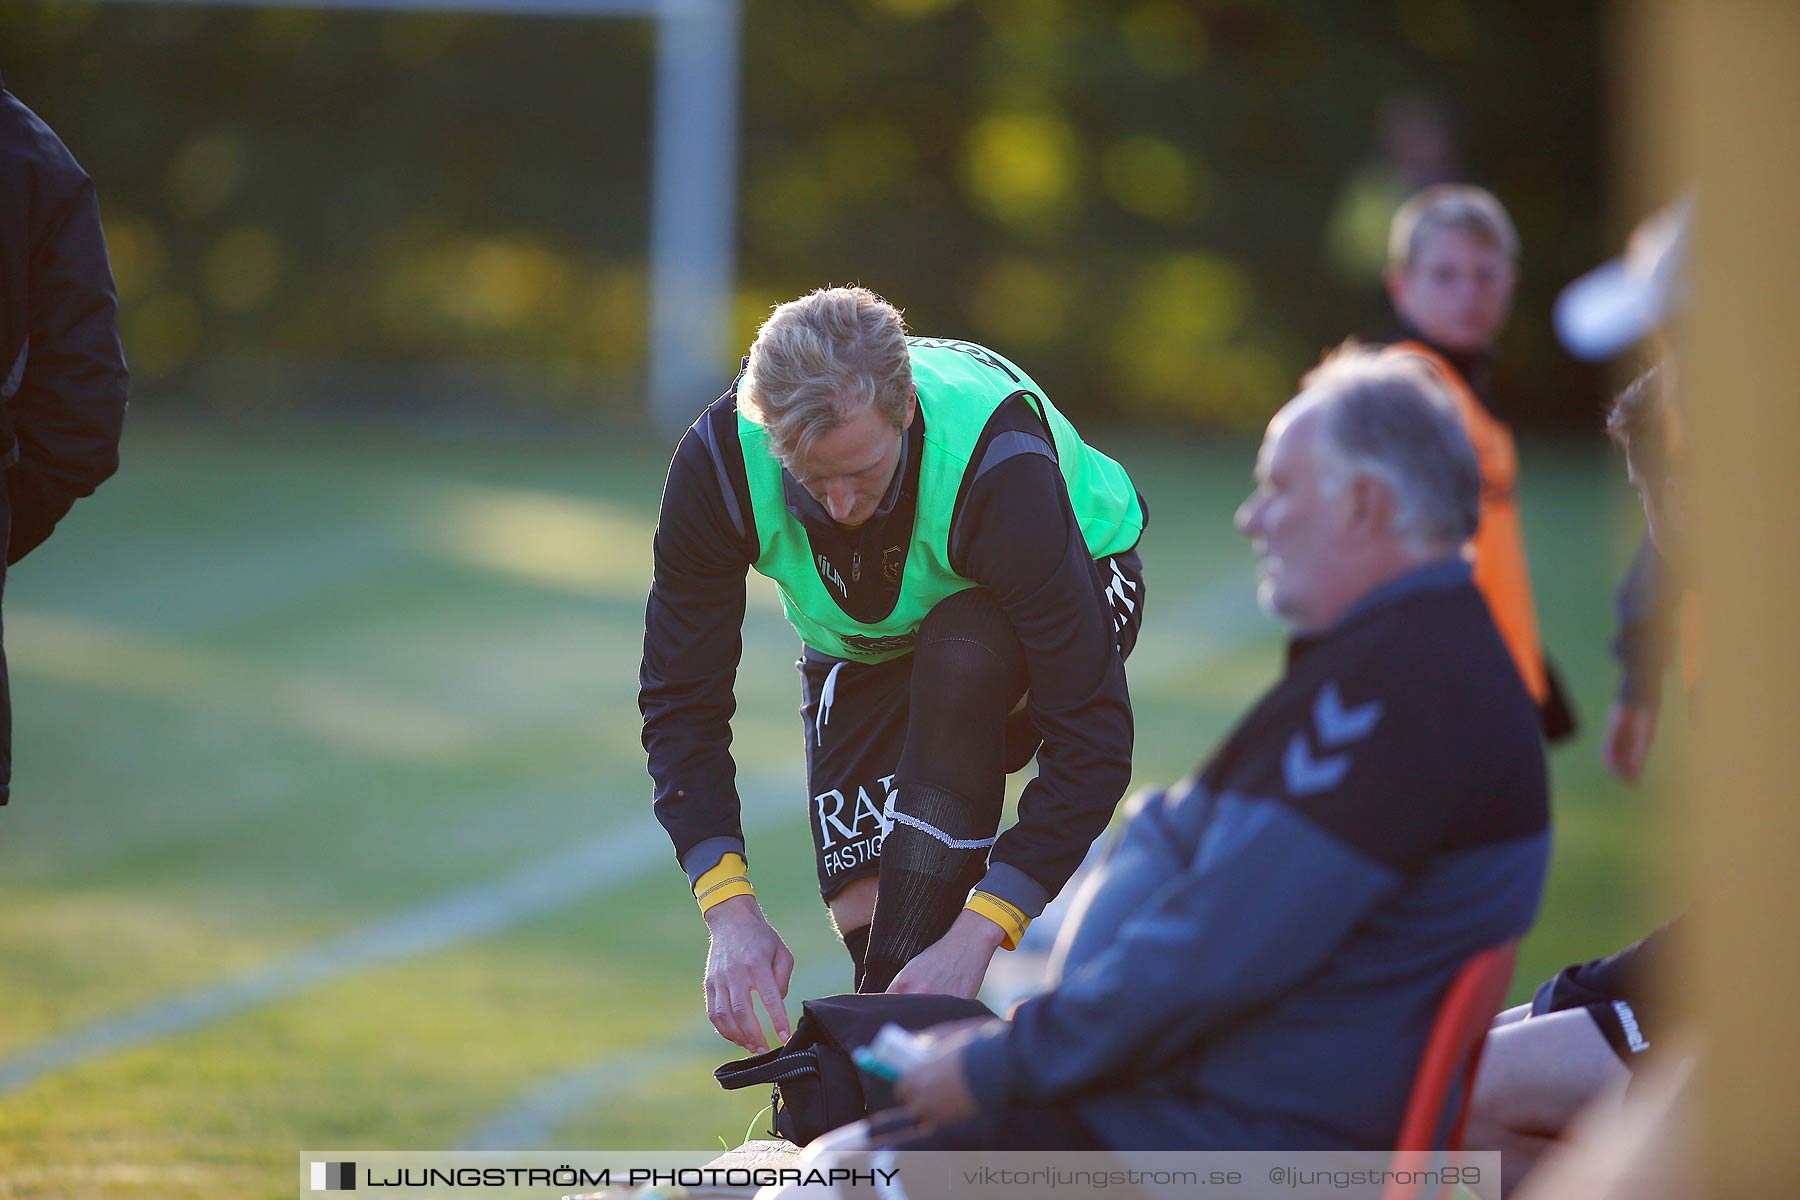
top-left (739, 286), bottom-right (914, 470)
top-left (1388, 184), bottom-right (1520, 275)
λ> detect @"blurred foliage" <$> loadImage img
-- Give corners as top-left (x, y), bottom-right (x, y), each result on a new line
top-left (0, 0), bottom-right (1604, 430)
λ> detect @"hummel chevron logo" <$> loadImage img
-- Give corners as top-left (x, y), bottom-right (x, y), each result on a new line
top-left (1313, 682), bottom-right (1383, 748)
top-left (1282, 682), bottom-right (1384, 795)
top-left (1284, 734), bottom-right (1350, 796)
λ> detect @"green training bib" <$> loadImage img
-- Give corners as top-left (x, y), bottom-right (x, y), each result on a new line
top-left (739, 338), bottom-right (1143, 663)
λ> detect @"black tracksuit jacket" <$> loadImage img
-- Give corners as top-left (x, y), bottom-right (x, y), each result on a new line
top-left (0, 70), bottom-right (130, 802)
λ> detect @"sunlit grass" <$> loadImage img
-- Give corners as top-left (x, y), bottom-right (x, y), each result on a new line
top-left (0, 416), bottom-right (1669, 1196)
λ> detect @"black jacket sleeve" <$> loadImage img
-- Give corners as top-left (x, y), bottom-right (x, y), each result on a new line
top-left (639, 401), bottom-right (758, 874)
top-left (953, 448), bottom-right (1134, 911)
top-left (1, 91), bottom-right (128, 564)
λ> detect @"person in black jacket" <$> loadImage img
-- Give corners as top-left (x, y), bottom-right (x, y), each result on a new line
top-left (641, 288), bottom-right (1146, 1052)
top-left (0, 69), bottom-right (129, 805)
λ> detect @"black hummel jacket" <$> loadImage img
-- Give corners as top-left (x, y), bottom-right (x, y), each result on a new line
top-left (0, 70), bottom-right (130, 802)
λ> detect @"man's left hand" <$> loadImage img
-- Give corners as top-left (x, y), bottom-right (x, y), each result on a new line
top-left (896, 1021), bottom-right (994, 1128)
top-left (886, 909), bottom-right (1006, 997)
top-left (1601, 700), bottom-right (1659, 784)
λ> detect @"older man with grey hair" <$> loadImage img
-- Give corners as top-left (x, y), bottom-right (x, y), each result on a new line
top-left (852, 341), bottom-right (1550, 1155)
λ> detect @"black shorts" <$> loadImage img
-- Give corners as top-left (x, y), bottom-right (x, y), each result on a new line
top-left (1531, 918), bottom-right (1677, 1069)
top-left (799, 549), bottom-right (1145, 900)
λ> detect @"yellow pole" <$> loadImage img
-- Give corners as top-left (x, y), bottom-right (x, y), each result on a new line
top-left (1640, 2), bottom-right (1800, 1195)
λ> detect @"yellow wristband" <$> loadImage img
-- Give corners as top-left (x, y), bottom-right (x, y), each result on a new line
top-left (694, 852), bottom-right (755, 915)
top-left (965, 891), bottom-right (1031, 951)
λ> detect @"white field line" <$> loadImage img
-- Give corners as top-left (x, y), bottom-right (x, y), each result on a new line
top-left (0, 777), bottom-right (802, 1097)
top-left (458, 964), bottom-right (846, 1151)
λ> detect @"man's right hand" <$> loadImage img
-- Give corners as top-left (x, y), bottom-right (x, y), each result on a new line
top-left (703, 894), bottom-right (794, 1053)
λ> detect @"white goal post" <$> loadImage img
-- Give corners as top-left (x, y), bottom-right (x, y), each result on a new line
top-left (99, 0), bottom-right (740, 436)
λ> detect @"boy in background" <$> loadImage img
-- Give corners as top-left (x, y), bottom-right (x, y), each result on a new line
top-left (1385, 185), bottom-right (1576, 740)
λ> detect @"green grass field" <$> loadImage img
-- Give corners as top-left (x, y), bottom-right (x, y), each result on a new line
top-left (0, 414), bottom-right (1677, 1198)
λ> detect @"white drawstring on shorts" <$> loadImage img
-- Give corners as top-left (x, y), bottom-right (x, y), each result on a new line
top-left (815, 659), bottom-right (846, 748)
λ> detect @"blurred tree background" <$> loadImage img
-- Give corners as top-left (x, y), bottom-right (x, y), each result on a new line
top-left (0, 0), bottom-right (1606, 433)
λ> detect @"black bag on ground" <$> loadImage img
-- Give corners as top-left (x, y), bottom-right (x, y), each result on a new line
top-left (713, 992), bottom-right (994, 1145)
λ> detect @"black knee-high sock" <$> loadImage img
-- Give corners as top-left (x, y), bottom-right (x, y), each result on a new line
top-left (861, 783), bottom-right (999, 992)
top-left (842, 923), bottom-right (871, 992)
top-left (863, 589), bottom-right (1025, 993)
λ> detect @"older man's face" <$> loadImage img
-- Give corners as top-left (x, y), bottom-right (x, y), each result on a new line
top-left (1235, 403), bottom-right (1355, 633)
